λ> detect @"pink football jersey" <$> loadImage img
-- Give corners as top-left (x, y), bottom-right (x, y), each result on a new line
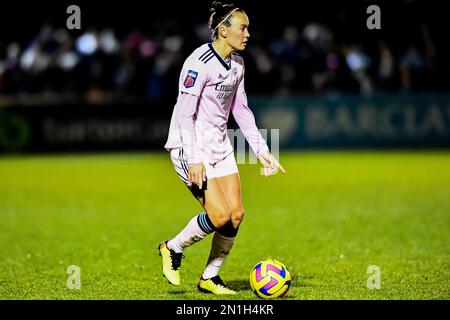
top-left (164, 43), bottom-right (269, 165)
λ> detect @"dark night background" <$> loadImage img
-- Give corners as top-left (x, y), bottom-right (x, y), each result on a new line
top-left (0, 0), bottom-right (448, 99)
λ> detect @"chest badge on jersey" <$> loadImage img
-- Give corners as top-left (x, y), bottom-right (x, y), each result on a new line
top-left (184, 70), bottom-right (198, 88)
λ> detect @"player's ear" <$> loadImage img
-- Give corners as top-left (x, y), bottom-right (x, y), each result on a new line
top-left (219, 25), bottom-right (227, 38)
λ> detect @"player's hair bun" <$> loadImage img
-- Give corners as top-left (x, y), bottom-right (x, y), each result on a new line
top-left (210, 1), bottom-right (226, 14)
top-left (209, 1), bottom-right (238, 30)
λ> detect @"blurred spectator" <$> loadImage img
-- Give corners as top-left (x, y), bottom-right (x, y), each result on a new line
top-left (0, 8), bottom-right (448, 101)
top-left (345, 45), bottom-right (374, 95)
top-left (400, 44), bottom-right (425, 92)
top-left (376, 39), bottom-right (395, 91)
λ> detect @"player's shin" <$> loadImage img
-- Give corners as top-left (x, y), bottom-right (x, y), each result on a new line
top-left (202, 221), bottom-right (238, 279)
top-left (167, 212), bottom-right (216, 253)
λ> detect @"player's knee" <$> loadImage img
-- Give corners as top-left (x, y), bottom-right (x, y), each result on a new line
top-left (231, 208), bottom-right (244, 228)
top-left (210, 206), bottom-right (232, 229)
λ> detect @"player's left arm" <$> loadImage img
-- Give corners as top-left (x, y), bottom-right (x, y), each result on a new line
top-left (231, 66), bottom-right (286, 176)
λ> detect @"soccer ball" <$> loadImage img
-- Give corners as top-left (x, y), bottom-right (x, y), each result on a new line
top-left (249, 259), bottom-right (291, 299)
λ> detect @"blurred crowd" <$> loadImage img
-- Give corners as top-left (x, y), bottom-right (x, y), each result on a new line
top-left (0, 18), bottom-right (446, 102)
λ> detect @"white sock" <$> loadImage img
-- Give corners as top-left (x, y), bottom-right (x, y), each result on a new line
top-left (167, 212), bottom-right (215, 253)
top-left (202, 232), bottom-right (235, 279)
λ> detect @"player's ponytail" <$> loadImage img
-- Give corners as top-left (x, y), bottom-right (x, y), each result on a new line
top-left (208, 1), bottom-right (244, 40)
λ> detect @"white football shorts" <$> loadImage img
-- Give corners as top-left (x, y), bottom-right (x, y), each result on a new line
top-left (170, 148), bottom-right (238, 186)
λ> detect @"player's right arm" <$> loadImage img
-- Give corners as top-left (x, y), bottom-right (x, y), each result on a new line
top-left (177, 56), bottom-right (208, 188)
top-left (231, 65), bottom-right (286, 176)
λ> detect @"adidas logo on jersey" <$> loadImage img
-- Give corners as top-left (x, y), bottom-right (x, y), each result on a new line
top-left (218, 73), bottom-right (224, 79)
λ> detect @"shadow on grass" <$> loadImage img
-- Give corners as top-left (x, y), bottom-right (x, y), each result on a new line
top-left (227, 279), bottom-right (251, 292)
top-left (168, 289), bottom-right (188, 295)
top-left (227, 272), bottom-right (315, 291)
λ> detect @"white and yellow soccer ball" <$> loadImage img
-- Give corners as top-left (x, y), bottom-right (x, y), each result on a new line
top-left (249, 259), bottom-right (291, 299)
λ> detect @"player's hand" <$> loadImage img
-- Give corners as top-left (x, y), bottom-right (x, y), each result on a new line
top-left (189, 162), bottom-right (206, 189)
top-left (258, 151), bottom-right (286, 177)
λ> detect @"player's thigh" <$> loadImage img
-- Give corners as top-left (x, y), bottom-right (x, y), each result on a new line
top-left (216, 173), bottom-right (244, 222)
top-left (189, 178), bottom-right (231, 228)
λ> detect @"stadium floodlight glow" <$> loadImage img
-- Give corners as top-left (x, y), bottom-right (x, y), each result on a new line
top-left (58, 52), bottom-right (79, 70)
top-left (99, 29), bottom-right (119, 55)
top-left (76, 33), bottom-right (98, 55)
top-left (346, 51), bottom-right (371, 71)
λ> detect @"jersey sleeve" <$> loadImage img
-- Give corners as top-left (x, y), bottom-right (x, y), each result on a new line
top-left (231, 66), bottom-right (270, 158)
top-left (179, 55), bottom-right (208, 97)
top-left (177, 92), bottom-right (202, 165)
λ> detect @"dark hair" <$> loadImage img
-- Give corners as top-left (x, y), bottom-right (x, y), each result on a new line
top-left (208, 1), bottom-right (244, 40)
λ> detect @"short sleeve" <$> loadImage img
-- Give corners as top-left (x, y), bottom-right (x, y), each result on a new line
top-left (179, 56), bottom-right (208, 97)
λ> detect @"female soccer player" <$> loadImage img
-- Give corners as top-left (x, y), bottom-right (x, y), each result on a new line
top-left (159, 1), bottom-right (285, 294)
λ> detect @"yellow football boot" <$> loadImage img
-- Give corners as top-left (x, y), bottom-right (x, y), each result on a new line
top-left (158, 241), bottom-right (183, 286)
top-left (197, 275), bottom-right (236, 295)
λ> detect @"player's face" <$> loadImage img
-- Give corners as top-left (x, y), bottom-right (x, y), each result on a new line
top-left (226, 12), bottom-right (250, 51)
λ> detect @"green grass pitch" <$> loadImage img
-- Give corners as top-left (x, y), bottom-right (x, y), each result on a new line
top-left (0, 151), bottom-right (449, 299)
